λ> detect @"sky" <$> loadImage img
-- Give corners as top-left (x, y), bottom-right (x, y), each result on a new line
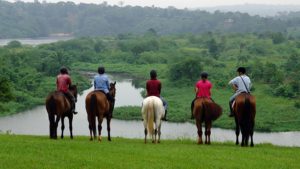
top-left (6, 0), bottom-right (300, 9)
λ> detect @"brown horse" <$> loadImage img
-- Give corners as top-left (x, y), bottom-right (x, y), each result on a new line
top-left (45, 85), bottom-right (77, 139)
top-left (193, 98), bottom-right (222, 144)
top-left (85, 82), bottom-right (116, 142)
top-left (233, 93), bottom-right (256, 147)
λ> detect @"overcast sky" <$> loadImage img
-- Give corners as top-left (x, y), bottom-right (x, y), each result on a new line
top-left (6, 0), bottom-right (300, 8)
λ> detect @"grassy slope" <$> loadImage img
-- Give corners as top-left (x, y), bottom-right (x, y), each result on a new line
top-left (0, 134), bottom-right (299, 169)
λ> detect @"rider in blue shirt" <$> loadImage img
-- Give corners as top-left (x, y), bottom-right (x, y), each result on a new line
top-left (94, 66), bottom-right (114, 102)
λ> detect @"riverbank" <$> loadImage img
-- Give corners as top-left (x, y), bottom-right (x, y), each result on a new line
top-left (0, 134), bottom-right (299, 169)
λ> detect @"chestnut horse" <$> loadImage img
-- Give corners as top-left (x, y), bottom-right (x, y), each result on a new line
top-left (233, 93), bottom-right (256, 147)
top-left (141, 96), bottom-right (165, 144)
top-left (85, 82), bottom-right (116, 142)
top-left (193, 98), bottom-right (222, 144)
top-left (45, 85), bottom-right (77, 139)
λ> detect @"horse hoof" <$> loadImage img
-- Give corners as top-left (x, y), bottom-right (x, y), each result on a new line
top-left (152, 140), bottom-right (155, 144)
top-left (251, 144), bottom-right (254, 147)
top-left (108, 138), bottom-right (112, 142)
top-left (158, 140), bottom-right (160, 144)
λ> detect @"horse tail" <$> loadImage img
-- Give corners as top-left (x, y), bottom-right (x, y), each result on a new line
top-left (90, 93), bottom-right (97, 132)
top-left (147, 99), bottom-right (154, 135)
top-left (210, 103), bottom-right (223, 121)
top-left (47, 95), bottom-right (56, 114)
top-left (242, 94), bottom-right (252, 139)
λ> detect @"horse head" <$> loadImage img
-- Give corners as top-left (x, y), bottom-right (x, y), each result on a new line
top-left (109, 81), bottom-right (116, 98)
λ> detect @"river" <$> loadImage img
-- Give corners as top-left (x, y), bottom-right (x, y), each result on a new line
top-left (0, 37), bottom-right (73, 46)
top-left (0, 76), bottom-right (299, 147)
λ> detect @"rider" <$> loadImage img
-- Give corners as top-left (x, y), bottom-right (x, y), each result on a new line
top-left (56, 67), bottom-right (77, 114)
top-left (191, 72), bottom-right (213, 119)
top-left (94, 66), bottom-right (114, 103)
top-left (228, 67), bottom-right (252, 117)
top-left (146, 70), bottom-right (168, 121)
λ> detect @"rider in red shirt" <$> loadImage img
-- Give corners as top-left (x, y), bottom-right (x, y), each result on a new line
top-left (146, 70), bottom-right (168, 121)
top-left (56, 67), bottom-right (77, 114)
top-left (191, 72), bottom-right (212, 119)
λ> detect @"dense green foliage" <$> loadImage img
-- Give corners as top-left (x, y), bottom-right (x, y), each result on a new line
top-left (1, 32), bottom-right (300, 131)
top-left (1, 1), bottom-right (300, 38)
top-left (0, 134), bottom-right (299, 169)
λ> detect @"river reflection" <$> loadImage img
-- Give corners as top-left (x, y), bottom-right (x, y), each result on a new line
top-left (0, 77), bottom-right (299, 147)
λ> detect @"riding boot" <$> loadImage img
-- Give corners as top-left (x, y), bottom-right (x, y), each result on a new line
top-left (72, 100), bottom-right (78, 115)
top-left (229, 101), bottom-right (234, 117)
top-left (162, 110), bottom-right (168, 121)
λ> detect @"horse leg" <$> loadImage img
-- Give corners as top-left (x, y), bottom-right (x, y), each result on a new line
top-left (97, 116), bottom-right (104, 142)
top-left (153, 129), bottom-right (157, 144)
top-left (234, 116), bottom-right (240, 145)
top-left (196, 120), bottom-right (203, 144)
top-left (157, 122), bottom-right (162, 143)
top-left (69, 115), bottom-right (73, 139)
top-left (250, 123), bottom-right (254, 147)
top-left (205, 121), bottom-right (212, 145)
top-left (107, 117), bottom-right (111, 141)
top-left (54, 115), bottom-right (61, 139)
top-left (61, 116), bottom-right (65, 139)
top-left (144, 128), bottom-right (147, 144)
top-left (48, 113), bottom-right (55, 139)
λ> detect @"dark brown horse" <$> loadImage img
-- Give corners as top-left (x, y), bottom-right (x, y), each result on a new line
top-left (45, 85), bottom-right (77, 139)
top-left (193, 98), bottom-right (222, 144)
top-left (233, 93), bottom-right (256, 147)
top-left (85, 82), bottom-right (116, 141)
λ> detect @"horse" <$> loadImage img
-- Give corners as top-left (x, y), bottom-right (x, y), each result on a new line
top-left (45, 85), bottom-right (78, 139)
top-left (85, 82), bottom-right (116, 142)
top-left (233, 93), bottom-right (256, 147)
top-left (193, 98), bottom-right (222, 144)
top-left (141, 96), bottom-right (165, 144)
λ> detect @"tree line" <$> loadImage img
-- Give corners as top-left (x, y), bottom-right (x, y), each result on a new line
top-left (1, 32), bottom-right (300, 115)
top-left (1, 1), bottom-right (300, 38)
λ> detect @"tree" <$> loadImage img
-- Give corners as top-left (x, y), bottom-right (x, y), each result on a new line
top-left (169, 58), bottom-right (202, 85)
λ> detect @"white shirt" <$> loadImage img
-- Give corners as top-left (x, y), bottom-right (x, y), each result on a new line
top-left (229, 75), bottom-right (251, 93)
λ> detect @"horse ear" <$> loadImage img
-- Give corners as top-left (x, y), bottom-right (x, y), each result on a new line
top-left (114, 81), bottom-right (116, 85)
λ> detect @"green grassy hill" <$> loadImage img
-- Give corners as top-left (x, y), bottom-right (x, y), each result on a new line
top-left (0, 134), bottom-right (299, 169)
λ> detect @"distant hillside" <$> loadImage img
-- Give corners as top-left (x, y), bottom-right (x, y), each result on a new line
top-left (0, 1), bottom-right (300, 38)
top-left (199, 4), bottom-right (300, 17)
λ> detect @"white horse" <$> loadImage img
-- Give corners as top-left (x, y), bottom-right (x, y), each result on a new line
top-left (141, 96), bottom-right (165, 144)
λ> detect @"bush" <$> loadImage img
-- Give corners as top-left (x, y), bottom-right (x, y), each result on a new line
top-left (169, 58), bottom-right (203, 85)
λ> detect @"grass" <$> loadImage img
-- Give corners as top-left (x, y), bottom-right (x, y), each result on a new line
top-left (0, 134), bottom-right (299, 169)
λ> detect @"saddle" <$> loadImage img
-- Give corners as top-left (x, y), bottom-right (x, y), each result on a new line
top-left (232, 92), bottom-right (250, 109)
